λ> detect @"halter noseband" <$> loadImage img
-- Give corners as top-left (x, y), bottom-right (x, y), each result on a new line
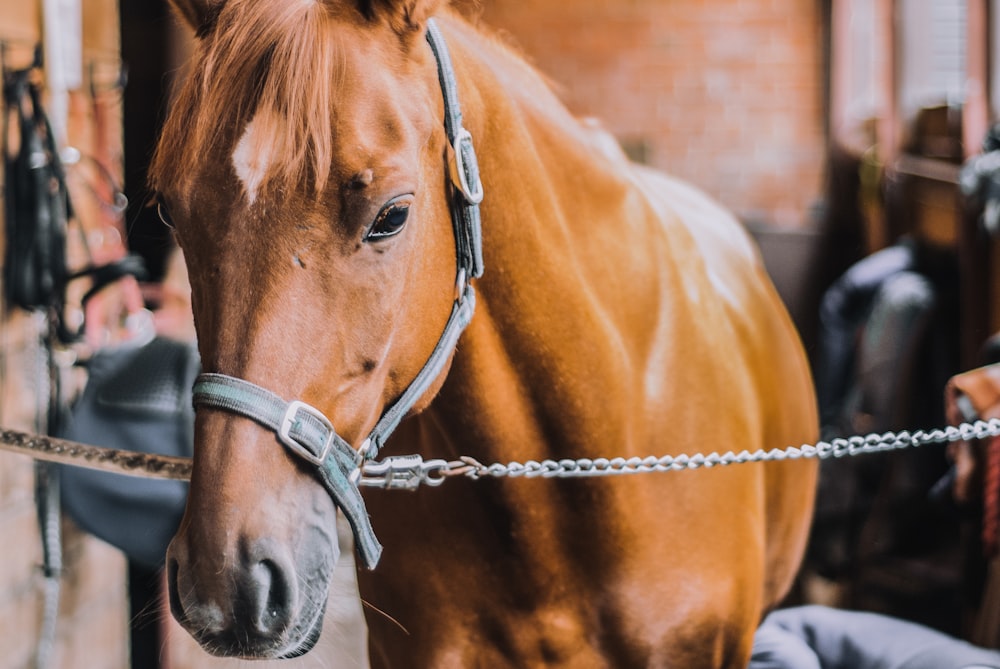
top-left (191, 18), bottom-right (483, 570)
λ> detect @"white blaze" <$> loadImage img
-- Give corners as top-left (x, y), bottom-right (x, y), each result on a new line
top-left (231, 112), bottom-right (284, 205)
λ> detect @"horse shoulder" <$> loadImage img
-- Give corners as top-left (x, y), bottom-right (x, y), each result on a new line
top-left (632, 166), bottom-right (814, 409)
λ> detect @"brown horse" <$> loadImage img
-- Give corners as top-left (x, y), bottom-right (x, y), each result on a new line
top-left (150, 1), bottom-right (818, 666)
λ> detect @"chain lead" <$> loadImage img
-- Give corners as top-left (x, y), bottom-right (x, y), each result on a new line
top-left (357, 418), bottom-right (1000, 490)
top-left (5, 419), bottom-right (1000, 489)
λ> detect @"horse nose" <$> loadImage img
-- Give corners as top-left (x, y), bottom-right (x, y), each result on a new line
top-left (167, 536), bottom-right (300, 645)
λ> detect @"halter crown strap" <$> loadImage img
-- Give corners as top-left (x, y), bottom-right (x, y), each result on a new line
top-left (190, 17), bottom-right (483, 570)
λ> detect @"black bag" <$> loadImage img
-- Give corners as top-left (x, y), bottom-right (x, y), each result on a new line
top-left (57, 337), bottom-right (198, 568)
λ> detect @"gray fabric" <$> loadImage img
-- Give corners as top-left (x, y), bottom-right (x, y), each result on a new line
top-left (58, 337), bottom-right (198, 568)
top-left (750, 606), bottom-right (1000, 669)
top-left (752, 621), bottom-right (821, 669)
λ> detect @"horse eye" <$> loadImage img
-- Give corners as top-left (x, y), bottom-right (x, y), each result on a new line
top-left (157, 201), bottom-right (175, 229)
top-left (366, 196), bottom-right (411, 241)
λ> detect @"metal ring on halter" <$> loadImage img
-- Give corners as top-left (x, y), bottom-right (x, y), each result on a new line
top-left (452, 128), bottom-right (484, 205)
top-left (454, 267), bottom-right (468, 304)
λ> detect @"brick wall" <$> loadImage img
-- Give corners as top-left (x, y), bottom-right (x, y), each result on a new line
top-left (454, 0), bottom-right (827, 228)
top-left (0, 2), bottom-right (130, 668)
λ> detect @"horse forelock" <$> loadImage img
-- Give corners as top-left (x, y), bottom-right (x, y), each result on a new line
top-left (151, 0), bottom-right (354, 201)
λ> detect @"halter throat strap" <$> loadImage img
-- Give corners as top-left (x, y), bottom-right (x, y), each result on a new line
top-left (191, 17), bottom-right (483, 570)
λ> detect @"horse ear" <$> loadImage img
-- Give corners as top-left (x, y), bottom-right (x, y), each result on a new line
top-left (358, 0), bottom-right (443, 35)
top-left (167, 0), bottom-right (224, 36)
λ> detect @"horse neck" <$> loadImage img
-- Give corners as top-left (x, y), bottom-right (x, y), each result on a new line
top-left (440, 13), bottom-right (632, 195)
top-left (417, 15), bottom-right (651, 464)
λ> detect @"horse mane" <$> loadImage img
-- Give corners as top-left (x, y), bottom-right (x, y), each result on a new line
top-left (149, 0), bottom-right (564, 203)
top-left (150, 0), bottom-right (349, 199)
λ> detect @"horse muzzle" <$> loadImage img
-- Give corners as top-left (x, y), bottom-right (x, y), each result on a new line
top-left (166, 519), bottom-right (338, 658)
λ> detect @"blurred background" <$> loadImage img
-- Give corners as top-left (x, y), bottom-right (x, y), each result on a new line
top-left (1, 0), bottom-right (998, 667)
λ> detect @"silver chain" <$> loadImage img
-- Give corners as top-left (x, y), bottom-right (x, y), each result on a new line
top-left (356, 418), bottom-right (1000, 489)
top-left (4, 419), bottom-right (1000, 489)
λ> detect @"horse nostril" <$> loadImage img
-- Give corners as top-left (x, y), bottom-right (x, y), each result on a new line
top-left (247, 558), bottom-right (294, 636)
top-left (168, 556), bottom-right (228, 635)
top-left (167, 558), bottom-right (186, 624)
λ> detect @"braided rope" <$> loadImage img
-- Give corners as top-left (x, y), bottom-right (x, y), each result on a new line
top-left (0, 427), bottom-right (191, 480)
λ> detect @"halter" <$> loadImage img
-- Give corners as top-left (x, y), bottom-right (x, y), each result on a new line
top-left (191, 18), bottom-right (484, 570)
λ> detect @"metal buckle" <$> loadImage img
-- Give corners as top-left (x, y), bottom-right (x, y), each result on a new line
top-left (278, 400), bottom-right (334, 466)
top-left (451, 128), bottom-right (484, 205)
top-left (454, 267), bottom-right (468, 304)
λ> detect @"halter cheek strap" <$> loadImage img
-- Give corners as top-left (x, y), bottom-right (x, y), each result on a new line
top-left (191, 17), bottom-right (483, 570)
top-left (426, 18), bottom-right (484, 278)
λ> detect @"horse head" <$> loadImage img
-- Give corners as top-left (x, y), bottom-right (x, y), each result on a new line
top-left (151, 0), bottom-right (462, 657)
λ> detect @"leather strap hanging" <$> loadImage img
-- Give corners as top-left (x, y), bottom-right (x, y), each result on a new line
top-left (2, 54), bottom-right (71, 313)
top-left (945, 364), bottom-right (1000, 555)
